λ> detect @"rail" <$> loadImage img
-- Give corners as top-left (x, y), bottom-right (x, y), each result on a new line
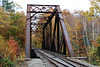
top-left (34, 48), bottom-right (90, 67)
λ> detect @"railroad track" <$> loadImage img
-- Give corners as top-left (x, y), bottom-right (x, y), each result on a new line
top-left (34, 48), bottom-right (91, 67)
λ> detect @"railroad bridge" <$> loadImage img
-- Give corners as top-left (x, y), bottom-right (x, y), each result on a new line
top-left (25, 4), bottom-right (94, 67)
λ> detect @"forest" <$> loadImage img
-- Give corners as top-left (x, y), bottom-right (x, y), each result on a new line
top-left (0, 0), bottom-right (100, 66)
top-left (0, 0), bottom-right (26, 66)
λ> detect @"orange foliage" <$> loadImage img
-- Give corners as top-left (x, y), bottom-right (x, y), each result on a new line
top-left (2, 37), bottom-right (20, 61)
top-left (7, 37), bottom-right (20, 60)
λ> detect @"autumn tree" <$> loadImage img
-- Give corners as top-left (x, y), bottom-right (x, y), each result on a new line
top-left (7, 12), bottom-right (26, 48)
top-left (0, 7), bottom-right (10, 38)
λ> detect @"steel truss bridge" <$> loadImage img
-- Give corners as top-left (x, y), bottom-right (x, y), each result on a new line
top-left (25, 4), bottom-right (95, 67)
top-left (25, 4), bottom-right (93, 67)
top-left (26, 4), bottom-right (74, 57)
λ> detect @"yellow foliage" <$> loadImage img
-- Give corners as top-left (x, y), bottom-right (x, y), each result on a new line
top-left (0, 35), bottom-right (7, 52)
top-left (0, 25), bottom-right (4, 28)
top-left (0, 35), bottom-right (5, 46)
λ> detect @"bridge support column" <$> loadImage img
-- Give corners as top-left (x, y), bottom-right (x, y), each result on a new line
top-left (52, 20), bottom-right (57, 52)
top-left (25, 5), bottom-right (31, 58)
top-left (49, 21), bottom-right (52, 51)
top-left (57, 14), bottom-right (60, 53)
top-left (63, 38), bottom-right (66, 55)
top-left (42, 28), bottom-right (45, 49)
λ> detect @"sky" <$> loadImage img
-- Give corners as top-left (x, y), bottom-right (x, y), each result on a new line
top-left (14, 0), bottom-right (91, 14)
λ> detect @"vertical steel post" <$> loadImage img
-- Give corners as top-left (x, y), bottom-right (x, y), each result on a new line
top-left (52, 15), bottom-right (57, 51)
top-left (57, 14), bottom-right (60, 53)
top-left (46, 27), bottom-right (48, 50)
top-left (42, 28), bottom-right (45, 49)
top-left (46, 26), bottom-right (49, 50)
top-left (45, 28), bottom-right (47, 49)
top-left (63, 38), bottom-right (66, 55)
top-left (50, 21), bottom-right (52, 50)
top-left (48, 23), bottom-right (51, 50)
top-left (25, 5), bottom-right (31, 58)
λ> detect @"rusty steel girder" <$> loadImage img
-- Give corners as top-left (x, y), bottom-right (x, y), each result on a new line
top-left (26, 5), bottom-right (31, 58)
top-left (56, 6), bottom-right (75, 57)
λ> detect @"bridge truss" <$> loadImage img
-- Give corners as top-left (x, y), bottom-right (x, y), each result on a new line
top-left (26, 4), bottom-right (75, 58)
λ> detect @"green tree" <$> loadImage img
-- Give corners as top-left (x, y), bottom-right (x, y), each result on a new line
top-left (2, 0), bottom-right (22, 12)
top-left (8, 12), bottom-right (26, 48)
